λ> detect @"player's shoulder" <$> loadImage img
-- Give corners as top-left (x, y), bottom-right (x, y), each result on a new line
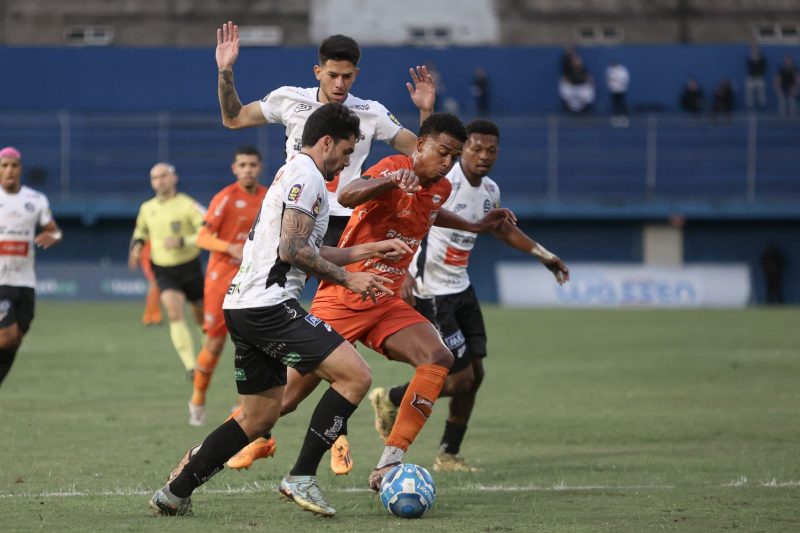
top-left (18, 185), bottom-right (49, 203)
top-left (345, 93), bottom-right (389, 114)
top-left (482, 176), bottom-right (500, 194)
top-left (265, 86), bottom-right (315, 103)
top-left (372, 154), bottom-right (413, 174)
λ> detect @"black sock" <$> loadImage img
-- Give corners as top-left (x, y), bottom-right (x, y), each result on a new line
top-left (388, 383), bottom-right (409, 407)
top-left (169, 419), bottom-right (249, 498)
top-left (289, 387), bottom-right (357, 476)
top-left (0, 347), bottom-right (18, 386)
top-left (440, 421), bottom-right (468, 455)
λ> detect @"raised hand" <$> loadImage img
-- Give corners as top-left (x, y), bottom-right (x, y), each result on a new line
top-left (389, 168), bottom-right (421, 193)
top-left (543, 256), bottom-right (570, 285)
top-left (407, 65), bottom-right (436, 113)
top-left (216, 21), bottom-right (240, 70)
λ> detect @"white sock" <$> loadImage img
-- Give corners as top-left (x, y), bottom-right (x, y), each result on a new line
top-left (377, 446), bottom-right (404, 469)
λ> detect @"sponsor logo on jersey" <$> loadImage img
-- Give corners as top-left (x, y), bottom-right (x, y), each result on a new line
top-left (444, 246), bottom-right (471, 267)
top-left (312, 196), bottom-right (321, 215)
top-left (410, 393), bottom-right (434, 419)
top-left (293, 137), bottom-right (302, 152)
top-left (0, 241), bottom-right (29, 256)
top-left (287, 184), bottom-right (303, 203)
top-left (350, 103), bottom-right (370, 111)
top-left (226, 283), bottom-right (241, 295)
top-left (385, 229), bottom-right (422, 248)
top-left (450, 233), bottom-right (476, 246)
top-left (483, 199), bottom-right (492, 214)
top-left (432, 195), bottom-right (441, 205)
top-left (294, 103), bottom-right (313, 113)
top-left (452, 203), bottom-right (467, 213)
top-left (235, 199), bottom-right (247, 209)
top-left (387, 112), bottom-right (402, 127)
top-left (305, 314), bottom-right (322, 327)
top-left (444, 330), bottom-right (466, 351)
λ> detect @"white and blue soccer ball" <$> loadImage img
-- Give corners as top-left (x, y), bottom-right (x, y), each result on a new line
top-left (379, 463), bottom-right (436, 518)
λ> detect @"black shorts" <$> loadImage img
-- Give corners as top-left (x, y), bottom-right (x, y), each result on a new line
top-left (323, 215), bottom-right (351, 247)
top-left (151, 257), bottom-right (204, 303)
top-left (223, 299), bottom-right (345, 395)
top-left (0, 285), bottom-right (35, 334)
top-left (414, 285), bottom-right (487, 374)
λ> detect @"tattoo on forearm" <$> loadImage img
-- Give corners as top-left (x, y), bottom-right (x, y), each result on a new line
top-left (218, 70), bottom-right (243, 119)
top-left (279, 209), bottom-right (348, 285)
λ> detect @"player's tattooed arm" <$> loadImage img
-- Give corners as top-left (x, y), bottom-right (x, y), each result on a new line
top-left (279, 209), bottom-right (395, 301)
top-left (218, 69), bottom-right (243, 120)
top-left (279, 208), bottom-right (348, 284)
top-left (216, 21), bottom-right (267, 129)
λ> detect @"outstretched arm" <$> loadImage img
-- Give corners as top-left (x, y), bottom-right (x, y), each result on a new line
top-left (34, 220), bottom-right (62, 250)
top-left (320, 238), bottom-right (413, 266)
top-left (216, 21), bottom-right (267, 129)
top-left (434, 207), bottom-right (517, 233)
top-left (492, 221), bottom-right (570, 285)
top-left (279, 209), bottom-right (393, 301)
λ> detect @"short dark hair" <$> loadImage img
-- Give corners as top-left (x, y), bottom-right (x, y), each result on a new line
top-left (301, 103), bottom-right (361, 147)
top-left (233, 145), bottom-right (262, 162)
top-left (466, 119), bottom-right (500, 140)
top-left (418, 113), bottom-right (467, 143)
top-left (318, 35), bottom-right (361, 65)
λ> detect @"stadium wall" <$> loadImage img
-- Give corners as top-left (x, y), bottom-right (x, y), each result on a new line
top-left (1, 44), bottom-right (799, 114)
top-left (40, 219), bottom-right (800, 304)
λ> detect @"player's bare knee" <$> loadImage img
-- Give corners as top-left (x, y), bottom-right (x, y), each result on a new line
top-left (429, 346), bottom-right (454, 369)
top-left (0, 327), bottom-right (21, 350)
top-left (280, 395), bottom-right (299, 416)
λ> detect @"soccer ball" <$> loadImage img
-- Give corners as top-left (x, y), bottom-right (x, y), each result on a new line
top-left (379, 463), bottom-right (436, 518)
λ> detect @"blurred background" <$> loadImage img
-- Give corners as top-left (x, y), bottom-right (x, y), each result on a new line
top-left (1, 0), bottom-right (798, 306)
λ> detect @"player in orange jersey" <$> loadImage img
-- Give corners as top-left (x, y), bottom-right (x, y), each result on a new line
top-left (187, 146), bottom-right (267, 427)
top-left (139, 241), bottom-right (163, 326)
top-left (303, 113), bottom-right (515, 490)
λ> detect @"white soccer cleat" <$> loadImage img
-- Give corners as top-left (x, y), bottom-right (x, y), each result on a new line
top-left (188, 402), bottom-right (206, 426)
top-left (279, 475), bottom-right (336, 517)
top-left (149, 486), bottom-right (192, 516)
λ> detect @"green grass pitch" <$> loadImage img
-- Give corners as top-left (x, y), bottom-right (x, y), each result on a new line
top-left (1, 302), bottom-right (799, 532)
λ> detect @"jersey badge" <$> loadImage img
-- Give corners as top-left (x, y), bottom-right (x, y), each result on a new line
top-left (171, 220), bottom-right (182, 233)
top-left (235, 199), bottom-right (247, 209)
top-left (287, 184), bottom-right (303, 203)
top-left (432, 194), bottom-right (442, 205)
top-left (312, 196), bottom-right (321, 215)
top-left (24, 202), bottom-right (35, 212)
top-left (483, 199), bottom-right (492, 214)
top-left (387, 112), bottom-right (402, 127)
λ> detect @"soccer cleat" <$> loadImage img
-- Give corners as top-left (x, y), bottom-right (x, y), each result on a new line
top-left (278, 475), bottom-right (336, 517)
top-left (433, 452), bottom-right (481, 472)
top-left (188, 402), bottom-right (206, 427)
top-left (330, 434), bottom-right (353, 475)
top-left (149, 486), bottom-right (192, 516)
top-left (224, 436), bottom-right (276, 470)
top-left (167, 444), bottom-right (201, 484)
top-left (368, 387), bottom-right (398, 441)
top-left (368, 462), bottom-right (401, 493)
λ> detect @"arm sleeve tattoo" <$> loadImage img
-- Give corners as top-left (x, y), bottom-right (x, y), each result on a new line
top-left (279, 208), bottom-right (348, 285)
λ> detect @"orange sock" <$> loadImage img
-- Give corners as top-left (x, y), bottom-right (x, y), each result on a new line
top-left (143, 284), bottom-right (162, 324)
top-left (190, 347), bottom-right (220, 405)
top-left (386, 364), bottom-right (449, 451)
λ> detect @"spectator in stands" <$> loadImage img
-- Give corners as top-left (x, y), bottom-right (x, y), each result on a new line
top-left (774, 54), bottom-right (798, 117)
top-left (711, 79), bottom-right (735, 116)
top-left (761, 243), bottom-right (786, 305)
top-left (606, 60), bottom-right (630, 127)
top-left (745, 42), bottom-right (767, 110)
top-left (559, 54), bottom-right (595, 114)
top-left (680, 79), bottom-right (704, 114)
top-left (471, 67), bottom-right (490, 115)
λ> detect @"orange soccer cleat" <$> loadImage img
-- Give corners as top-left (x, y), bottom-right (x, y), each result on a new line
top-left (224, 436), bottom-right (277, 470)
top-left (330, 435), bottom-right (353, 475)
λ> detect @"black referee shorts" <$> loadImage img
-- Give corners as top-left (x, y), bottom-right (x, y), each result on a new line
top-left (151, 257), bottom-right (204, 304)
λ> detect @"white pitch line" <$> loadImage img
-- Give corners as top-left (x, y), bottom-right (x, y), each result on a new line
top-left (2, 479), bottom-right (798, 499)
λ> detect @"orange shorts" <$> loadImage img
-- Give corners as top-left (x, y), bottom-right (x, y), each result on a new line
top-left (310, 294), bottom-right (430, 354)
top-left (203, 280), bottom-right (230, 338)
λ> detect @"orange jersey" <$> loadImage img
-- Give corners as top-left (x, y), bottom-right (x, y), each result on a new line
top-left (315, 155), bottom-right (452, 310)
top-left (204, 182), bottom-right (267, 277)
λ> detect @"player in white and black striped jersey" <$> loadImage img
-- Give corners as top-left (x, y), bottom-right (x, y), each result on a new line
top-left (370, 119), bottom-right (570, 472)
